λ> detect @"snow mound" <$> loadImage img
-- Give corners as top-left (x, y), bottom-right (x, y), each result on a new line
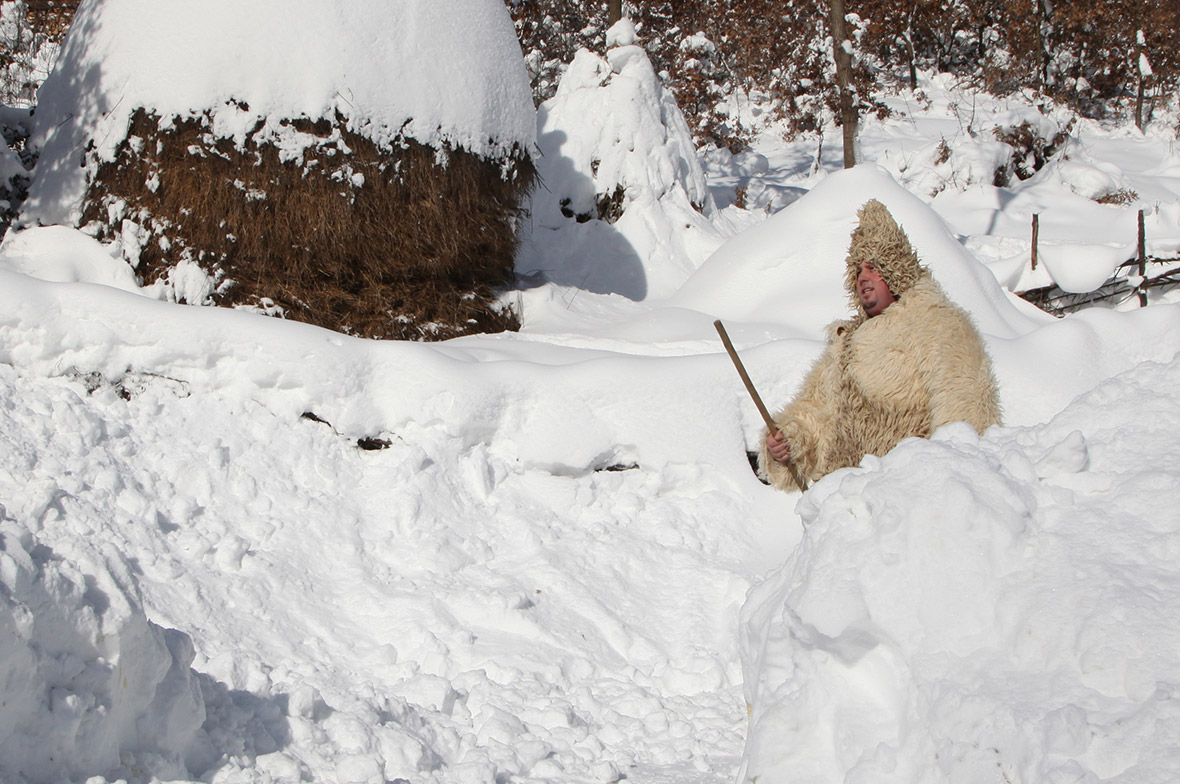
top-left (1035, 240), bottom-right (1135, 293)
top-left (0, 329), bottom-right (786, 783)
top-left (673, 165), bottom-right (1051, 339)
top-left (739, 352), bottom-right (1180, 784)
top-left (0, 225), bottom-right (141, 291)
top-left (24, 0), bottom-right (536, 226)
top-left (0, 510), bottom-right (203, 782)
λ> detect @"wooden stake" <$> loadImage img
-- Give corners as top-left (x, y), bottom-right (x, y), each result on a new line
top-left (1031, 213), bottom-right (1040, 271)
top-left (1138, 209), bottom-right (1147, 307)
top-left (714, 320), bottom-right (809, 491)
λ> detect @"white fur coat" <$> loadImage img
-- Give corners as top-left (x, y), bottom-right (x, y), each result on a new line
top-left (758, 275), bottom-right (1001, 492)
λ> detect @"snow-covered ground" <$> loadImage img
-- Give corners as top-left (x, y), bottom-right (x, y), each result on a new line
top-left (3, 11), bottom-right (1180, 784)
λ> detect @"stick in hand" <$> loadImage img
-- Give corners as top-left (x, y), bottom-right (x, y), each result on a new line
top-left (714, 319), bottom-right (809, 491)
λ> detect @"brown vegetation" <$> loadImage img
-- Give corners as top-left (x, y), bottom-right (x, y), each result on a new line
top-left (991, 118), bottom-right (1073, 184)
top-left (81, 108), bottom-right (535, 340)
top-left (23, 0), bottom-right (78, 39)
top-left (14, 2), bottom-right (1180, 141)
top-left (510, 1), bottom-right (1180, 148)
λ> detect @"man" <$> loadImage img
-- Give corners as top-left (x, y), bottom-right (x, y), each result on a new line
top-left (759, 199), bottom-right (1001, 492)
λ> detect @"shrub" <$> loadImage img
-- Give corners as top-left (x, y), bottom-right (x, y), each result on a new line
top-left (992, 117), bottom-right (1073, 182)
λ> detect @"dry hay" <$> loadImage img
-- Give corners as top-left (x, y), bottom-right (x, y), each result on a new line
top-left (81, 107), bottom-right (535, 340)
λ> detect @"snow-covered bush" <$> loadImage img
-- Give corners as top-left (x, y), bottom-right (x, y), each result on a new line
top-left (876, 103), bottom-right (1079, 197)
top-left (990, 111), bottom-right (1075, 184)
top-left (536, 23), bottom-right (711, 224)
top-left (0, 0), bottom-right (67, 107)
top-left (0, 103), bottom-right (31, 229)
top-left (519, 20), bottom-right (721, 302)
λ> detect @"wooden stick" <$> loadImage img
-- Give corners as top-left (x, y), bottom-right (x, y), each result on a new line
top-left (1138, 208), bottom-right (1147, 307)
top-left (714, 320), bottom-right (777, 431)
top-left (714, 319), bottom-right (809, 491)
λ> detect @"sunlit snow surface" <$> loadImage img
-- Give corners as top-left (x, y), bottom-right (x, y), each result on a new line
top-left (4, 32), bottom-right (1180, 784)
top-left (741, 362), bottom-right (1180, 783)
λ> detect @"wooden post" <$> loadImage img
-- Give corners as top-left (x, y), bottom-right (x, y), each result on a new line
top-left (1031, 214), bottom-right (1040, 271)
top-left (1138, 209), bottom-right (1147, 307)
top-left (714, 320), bottom-right (809, 491)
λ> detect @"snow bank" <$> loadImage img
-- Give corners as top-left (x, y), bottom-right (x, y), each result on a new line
top-left (0, 266), bottom-right (762, 488)
top-left (24, 0), bottom-right (536, 225)
top-left (673, 165), bottom-right (1051, 340)
top-left (0, 300), bottom-right (795, 783)
top-left (738, 352), bottom-right (1180, 784)
top-left (0, 501), bottom-right (203, 782)
top-left (0, 225), bottom-right (141, 291)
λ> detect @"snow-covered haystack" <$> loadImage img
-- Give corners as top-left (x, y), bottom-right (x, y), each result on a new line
top-left (518, 20), bottom-right (720, 303)
top-left (0, 513), bottom-right (204, 782)
top-left (738, 353), bottom-right (1180, 784)
top-left (20, 0), bottom-right (537, 340)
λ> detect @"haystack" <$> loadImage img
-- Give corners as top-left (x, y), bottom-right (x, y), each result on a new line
top-left (82, 110), bottom-right (534, 339)
top-left (22, 0), bottom-right (538, 340)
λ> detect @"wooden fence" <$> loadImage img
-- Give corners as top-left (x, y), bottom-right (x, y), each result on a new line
top-left (1018, 209), bottom-right (1180, 315)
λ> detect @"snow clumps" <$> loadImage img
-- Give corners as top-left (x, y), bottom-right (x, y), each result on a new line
top-left (738, 353), bottom-right (1180, 784)
top-left (0, 510), bottom-right (204, 782)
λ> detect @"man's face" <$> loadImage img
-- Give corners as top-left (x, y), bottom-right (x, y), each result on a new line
top-left (857, 261), bottom-right (896, 317)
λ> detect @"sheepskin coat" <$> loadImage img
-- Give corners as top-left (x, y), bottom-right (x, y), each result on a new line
top-left (758, 200), bottom-right (1001, 492)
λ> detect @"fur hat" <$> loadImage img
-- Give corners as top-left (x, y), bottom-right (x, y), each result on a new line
top-left (843, 199), bottom-right (926, 314)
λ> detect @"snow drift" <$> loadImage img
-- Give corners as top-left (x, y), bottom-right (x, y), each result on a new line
top-left (738, 353), bottom-right (1180, 784)
top-left (673, 165), bottom-right (1050, 341)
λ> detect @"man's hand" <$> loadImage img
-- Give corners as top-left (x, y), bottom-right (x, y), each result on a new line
top-left (766, 430), bottom-right (791, 464)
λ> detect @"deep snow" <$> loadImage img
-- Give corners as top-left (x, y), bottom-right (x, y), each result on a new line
top-left (740, 358), bottom-right (1180, 783)
top-left (3, 11), bottom-right (1180, 784)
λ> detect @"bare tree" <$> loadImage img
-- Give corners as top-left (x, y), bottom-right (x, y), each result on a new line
top-left (608, 0), bottom-right (622, 26)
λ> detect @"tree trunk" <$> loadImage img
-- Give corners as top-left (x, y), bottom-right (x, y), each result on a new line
top-left (1134, 39), bottom-right (1147, 131)
top-left (905, 8), bottom-right (917, 90)
top-left (1035, 0), bottom-right (1052, 88)
top-left (829, 0), bottom-right (858, 168)
top-left (608, 0), bottom-right (623, 26)
top-left (1135, 75), bottom-right (1145, 131)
